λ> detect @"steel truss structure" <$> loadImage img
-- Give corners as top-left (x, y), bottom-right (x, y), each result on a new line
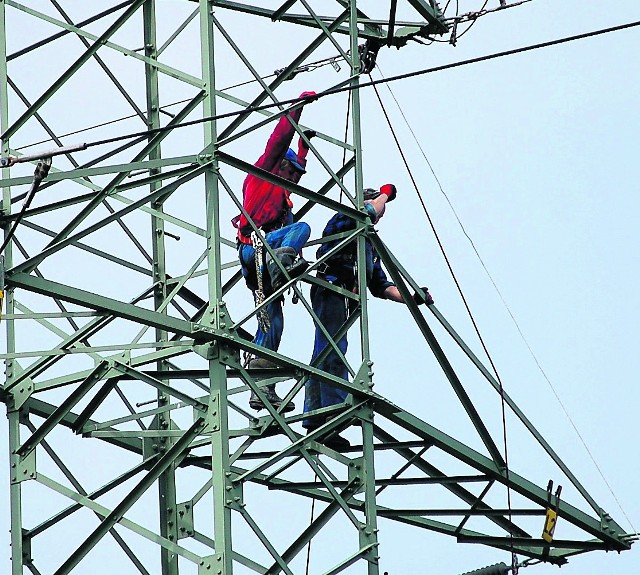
top-left (0, 2), bottom-right (633, 574)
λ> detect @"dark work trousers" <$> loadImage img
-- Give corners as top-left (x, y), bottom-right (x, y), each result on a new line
top-left (303, 281), bottom-right (350, 429)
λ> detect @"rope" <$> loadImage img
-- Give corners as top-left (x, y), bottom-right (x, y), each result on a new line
top-left (369, 73), bottom-right (517, 568)
top-left (304, 497), bottom-right (316, 575)
top-left (10, 19), bottom-right (637, 153)
top-left (250, 231), bottom-right (270, 333)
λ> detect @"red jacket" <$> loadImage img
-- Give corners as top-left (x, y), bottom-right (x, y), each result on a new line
top-left (235, 92), bottom-right (313, 244)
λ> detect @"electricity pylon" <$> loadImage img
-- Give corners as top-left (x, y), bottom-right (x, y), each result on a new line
top-left (0, 2), bottom-right (633, 574)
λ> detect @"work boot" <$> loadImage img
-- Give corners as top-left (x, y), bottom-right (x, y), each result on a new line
top-left (306, 428), bottom-right (350, 451)
top-left (266, 247), bottom-right (309, 291)
top-left (247, 358), bottom-right (295, 412)
top-left (249, 384), bottom-right (295, 413)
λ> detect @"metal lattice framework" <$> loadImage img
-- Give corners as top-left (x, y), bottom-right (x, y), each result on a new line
top-left (0, 2), bottom-right (633, 574)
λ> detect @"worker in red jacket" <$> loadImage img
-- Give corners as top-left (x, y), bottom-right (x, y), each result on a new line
top-left (233, 91), bottom-right (316, 412)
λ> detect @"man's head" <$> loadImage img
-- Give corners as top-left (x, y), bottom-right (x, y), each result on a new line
top-left (279, 148), bottom-right (306, 183)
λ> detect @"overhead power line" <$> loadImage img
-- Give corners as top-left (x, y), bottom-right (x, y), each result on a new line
top-left (3, 18), bottom-right (638, 155)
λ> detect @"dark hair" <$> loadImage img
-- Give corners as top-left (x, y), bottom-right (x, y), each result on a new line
top-left (363, 188), bottom-right (381, 201)
top-left (280, 158), bottom-right (304, 174)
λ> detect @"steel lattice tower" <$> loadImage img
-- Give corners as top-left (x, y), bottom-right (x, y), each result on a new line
top-left (0, 2), bottom-right (633, 575)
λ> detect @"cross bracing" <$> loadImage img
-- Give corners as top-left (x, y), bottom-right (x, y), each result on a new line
top-left (0, 2), bottom-right (634, 575)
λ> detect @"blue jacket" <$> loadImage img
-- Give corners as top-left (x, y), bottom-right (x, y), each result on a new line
top-left (316, 210), bottom-right (393, 299)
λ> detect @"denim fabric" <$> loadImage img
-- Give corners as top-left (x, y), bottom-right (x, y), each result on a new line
top-left (303, 283), bottom-right (350, 428)
top-left (239, 221), bottom-right (311, 352)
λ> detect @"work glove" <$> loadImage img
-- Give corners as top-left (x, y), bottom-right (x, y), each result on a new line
top-left (379, 183), bottom-right (397, 202)
top-left (412, 287), bottom-right (434, 306)
top-left (299, 91), bottom-right (317, 102)
top-left (301, 129), bottom-right (317, 150)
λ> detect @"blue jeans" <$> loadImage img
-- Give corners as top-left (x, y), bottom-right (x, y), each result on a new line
top-left (239, 222), bottom-right (311, 352)
top-left (303, 283), bottom-right (350, 428)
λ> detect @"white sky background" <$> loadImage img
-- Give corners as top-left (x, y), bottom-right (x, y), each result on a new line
top-left (1, 1), bottom-right (639, 574)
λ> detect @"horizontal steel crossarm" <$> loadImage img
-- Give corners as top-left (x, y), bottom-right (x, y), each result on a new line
top-left (91, 430), bottom-right (189, 438)
top-left (238, 467), bottom-right (581, 564)
top-left (379, 508), bottom-right (545, 517)
top-left (2, 0), bottom-right (147, 141)
top-left (458, 534), bottom-right (625, 554)
top-left (371, 234), bottom-right (506, 467)
top-left (211, 1), bottom-right (447, 35)
top-left (52, 417), bottom-right (205, 575)
top-left (0, 156), bottom-right (200, 188)
top-left (35, 473), bottom-right (203, 565)
top-left (373, 397), bottom-right (631, 550)
top-left (217, 151), bottom-right (365, 220)
top-left (9, 162), bottom-right (209, 275)
top-left (269, 475), bottom-right (490, 492)
top-left (7, 273), bottom-right (197, 338)
top-left (379, 235), bottom-right (612, 519)
top-left (4, 1), bottom-right (204, 91)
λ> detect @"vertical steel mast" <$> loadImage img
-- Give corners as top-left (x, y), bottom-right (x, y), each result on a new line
top-left (0, 2), bottom-right (633, 574)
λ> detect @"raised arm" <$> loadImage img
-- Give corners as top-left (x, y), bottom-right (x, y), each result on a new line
top-left (255, 91), bottom-right (316, 173)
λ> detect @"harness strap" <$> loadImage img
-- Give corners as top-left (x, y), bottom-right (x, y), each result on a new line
top-left (251, 231), bottom-right (271, 333)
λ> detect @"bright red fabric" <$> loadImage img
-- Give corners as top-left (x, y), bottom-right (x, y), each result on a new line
top-left (235, 92), bottom-right (314, 243)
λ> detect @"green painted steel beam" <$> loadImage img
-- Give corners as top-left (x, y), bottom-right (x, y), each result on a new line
top-left (4, 1), bottom-right (205, 89)
top-left (6, 1), bottom-right (136, 62)
top-left (9, 161), bottom-right (209, 275)
top-left (0, 156), bottom-right (200, 188)
top-left (2, 0), bottom-right (147, 141)
top-left (210, 1), bottom-right (448, 36)
top-left (1, 4), bottom-right (632, 575)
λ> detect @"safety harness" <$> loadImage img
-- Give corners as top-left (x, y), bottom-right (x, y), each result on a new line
top-left (250, 231), bottom-right (271, 332)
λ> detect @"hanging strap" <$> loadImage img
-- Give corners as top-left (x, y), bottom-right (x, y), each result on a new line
top-left (251, 231), bottom-right (271, 333)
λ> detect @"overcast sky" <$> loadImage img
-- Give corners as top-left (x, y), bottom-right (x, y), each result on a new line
top-left (1, 1), bottom-right (639, 574)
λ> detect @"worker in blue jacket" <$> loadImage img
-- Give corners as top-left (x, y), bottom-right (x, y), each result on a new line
top-left (303, 185), bottom-right (433, 449)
